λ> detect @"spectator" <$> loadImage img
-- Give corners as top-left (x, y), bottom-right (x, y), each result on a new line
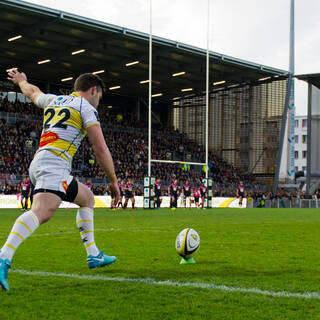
top-left (0, 97), bottom-right (257, 196)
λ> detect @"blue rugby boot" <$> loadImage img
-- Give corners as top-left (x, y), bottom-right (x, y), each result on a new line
top-left (87, 251), bottom-right (116, 269)
top-left (0, 257), bottom-right (11, 291)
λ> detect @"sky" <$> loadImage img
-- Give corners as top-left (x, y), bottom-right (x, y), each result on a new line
top-left (26, 0), bottom-right (320, 115)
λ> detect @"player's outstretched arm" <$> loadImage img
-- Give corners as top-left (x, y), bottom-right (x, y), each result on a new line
top-left (87, 124), bottom-right (120, 203)
top-left (7, 68), bottom-right (43, 104)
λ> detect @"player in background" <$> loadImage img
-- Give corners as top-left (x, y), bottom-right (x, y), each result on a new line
top-left (19, 177), bottom-right (30, 210)
top-left (25, 178), bottom-right (34, 210)
top-left (182, 179), bottom-right (192, 208)
top-left (84, 179), bottom-right (93, 191)
top-left (108, 178), bottom-right (123, 209)
top-left (168, 179), bottom-right (179, 210)
top-left (116, 178), bottom-right (124, 208)
top-left (193, 187), bottom-right (200, 208)
top-left (123, 178), bottom-right (136, 211)
top-left (153, 177), bottom-right (162, 209)
top-left (105, 184), bottom-right (116, 209)
top-left (237, 181), bottom-right (245, 207)
top-left (28, 181), bottom-right (35, 208)
top-left (0, 69), bottom-right (120, 291)
top-left (200, 181), bottom-right (207, 209)
top-left (84, 179), bottom-right (95, 206)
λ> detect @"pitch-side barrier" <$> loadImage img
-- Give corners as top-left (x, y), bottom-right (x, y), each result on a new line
top-left (0, 195), bottom-right (246, 209)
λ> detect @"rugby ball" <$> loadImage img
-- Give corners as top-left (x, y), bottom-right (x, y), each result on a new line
top-left (175, 228), bottom-right (200, 259)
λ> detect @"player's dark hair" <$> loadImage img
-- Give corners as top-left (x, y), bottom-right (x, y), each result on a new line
top-left (74, 73), bottom-right (106, 93)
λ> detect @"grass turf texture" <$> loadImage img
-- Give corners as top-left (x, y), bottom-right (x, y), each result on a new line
top-left (1, 208), bottom-right (320, 319)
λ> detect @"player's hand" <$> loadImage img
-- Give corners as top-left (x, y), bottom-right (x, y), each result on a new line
top-left (7, 68), bottom-right (27, 85)
top-left (109, 179), bottom-right (120, 204)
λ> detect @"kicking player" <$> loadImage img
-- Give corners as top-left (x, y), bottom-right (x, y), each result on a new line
top-left (123, 178), bottom-right (136, 211)
top-left (200, 181), bottom-right (207, 209)
top-left (237, 181), bottom-right (245, 207)
top-left (168, 179), bottom-right (179, 210)
top-left (153, 177), bottom-right (162, 209)
top-left (19, 177), bottom-right (30, 210)
top-left (182, 179), bottom-right (192, 208)
top-left (0, 69), bottom-right (120, 291)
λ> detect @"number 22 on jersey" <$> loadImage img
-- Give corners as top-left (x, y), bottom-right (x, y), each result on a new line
top-left (43, 107), bottom-right (71, 129)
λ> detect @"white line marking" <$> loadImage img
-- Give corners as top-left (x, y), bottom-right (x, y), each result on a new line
top-left (11, 269), bottom-right (320, 300)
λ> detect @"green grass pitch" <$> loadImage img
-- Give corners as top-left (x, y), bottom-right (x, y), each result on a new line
top-left (1, 208), bottom-right (320, 319)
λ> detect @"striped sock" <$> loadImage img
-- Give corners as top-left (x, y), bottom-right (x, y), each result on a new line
top-left (0, 211), bottom-right (40, 261)
top-left (76, 207), bottom-right (99, 257)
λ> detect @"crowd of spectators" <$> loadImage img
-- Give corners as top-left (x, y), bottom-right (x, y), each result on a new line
top-left (0, 119), bottom-right (40, 178)
top-left (0, 95), bottom-right (257, 196)
top-left (0, 94), bottom-right (42, 117)
top-left (0, 182), bottom-right (20, 195)
top-left (75, 124), bottom-right (256, 195)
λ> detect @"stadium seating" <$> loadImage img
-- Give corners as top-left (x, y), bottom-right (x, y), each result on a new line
top-left (0, 97), bottom-right (259, 196)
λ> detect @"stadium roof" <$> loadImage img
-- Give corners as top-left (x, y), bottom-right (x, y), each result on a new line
top-left (296, 73), bottom-right (320, 90)
top-left (0, 0), bottom-right (289, 101)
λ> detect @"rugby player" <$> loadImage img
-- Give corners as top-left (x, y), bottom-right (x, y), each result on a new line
top-left (84, 179), bottom-right (93, 190)
top-left (116, 178), bottom-right (124, 208)
top-left (19, 177), bottom-right (30, 210)
top-left (28, 180), bottom-right (35, 208)
top-left (237, 181), bottom-right (245, 207)
top-left (0, 69), bottom-right (120, 291)
top-left (182, 179), bottom-right (192, 208)
top-left (200, 181), bottom-right (207, 209)
top-left (153, 177), bottom-right (162, 209)
top-left (168, 179), bottom-right (179, 210)
top-left (123, 178), bottom-right (136, 211)
top-left (193, 187), bottom-right (200, 208)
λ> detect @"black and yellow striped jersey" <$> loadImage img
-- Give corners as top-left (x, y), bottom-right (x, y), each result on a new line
top-left (35, 92), bottom-right (100, 163)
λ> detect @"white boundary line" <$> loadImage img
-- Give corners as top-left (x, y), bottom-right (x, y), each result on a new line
top-left (11, 269), bottom-right (320, 300)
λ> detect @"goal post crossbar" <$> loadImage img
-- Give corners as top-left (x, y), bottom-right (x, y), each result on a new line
top-left (151, 159), bottom-right (206, 166)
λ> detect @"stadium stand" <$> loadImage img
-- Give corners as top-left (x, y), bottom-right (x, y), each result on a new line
top-left (0, 96), bottom-right (265, 197)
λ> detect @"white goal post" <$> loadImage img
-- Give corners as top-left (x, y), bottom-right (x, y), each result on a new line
top-left (147, 0), bottom-right (210, 176)
top-left (144, 0), bottom-right (212, 208)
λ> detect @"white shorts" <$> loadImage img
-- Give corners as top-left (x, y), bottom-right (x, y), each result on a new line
top-left (29, 150), bottom-right (75, 199)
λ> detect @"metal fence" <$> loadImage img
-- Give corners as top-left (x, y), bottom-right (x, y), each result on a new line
top-left (0, 112), bottom-right (42, 124)
top-left (248, 198), bottom-right (320, 208)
